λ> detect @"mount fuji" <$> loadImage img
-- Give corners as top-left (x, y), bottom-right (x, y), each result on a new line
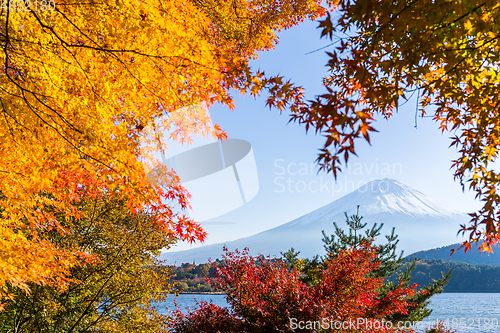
top-left (161, 179), bottom-right (470, 264)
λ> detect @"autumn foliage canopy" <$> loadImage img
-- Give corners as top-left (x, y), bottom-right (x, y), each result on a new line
top-left (290, 0), bottom-right (500, 252)
top-left (0, 0), bottom-right (327, 304)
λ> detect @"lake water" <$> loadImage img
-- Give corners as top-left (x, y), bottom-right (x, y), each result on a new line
top-left (161, 293), bottom-right (500, 332)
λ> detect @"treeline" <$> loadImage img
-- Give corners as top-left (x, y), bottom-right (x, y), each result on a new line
top-left (172, 258), bottom-right (500, 294)
top-left (407, 242), bottom-right (500, 266)
top-left (405, 259), bottom-right (500, 293)
top-left (168, 261), bottom-right (221, 293)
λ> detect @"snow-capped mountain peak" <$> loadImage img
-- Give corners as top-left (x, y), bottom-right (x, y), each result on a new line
top-left (162, 179), bottom-right (469, 263)
top-left (341, 178), bottom-right (462, 217)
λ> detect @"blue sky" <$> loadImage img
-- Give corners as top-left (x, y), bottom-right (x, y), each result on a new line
top-left (165, 19), bottom-right (482, 253)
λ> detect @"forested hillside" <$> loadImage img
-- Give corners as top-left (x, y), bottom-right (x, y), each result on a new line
top-left (407, 242), bottom-right (500, 266)
top-left (406, 259), bottom-right (500, 293)
top-left (169, 262), bottom-right (220, 293)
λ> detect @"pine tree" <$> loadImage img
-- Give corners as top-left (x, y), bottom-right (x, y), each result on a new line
top-left (282, 206), bottom-right (451, 323)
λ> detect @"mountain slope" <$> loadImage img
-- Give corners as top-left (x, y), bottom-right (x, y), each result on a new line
top-left (406, 242), bottom-right (500, 266)
top-left (161, 179), bottom-right (470, 264)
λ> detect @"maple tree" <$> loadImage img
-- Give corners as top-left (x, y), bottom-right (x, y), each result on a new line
top-left (285, 0), bottom-right (500, 252)
top-left (0, 194), bottom-right (176, 332)
top-left (282, 207), bottom-right (451, 322)
top-left (0, 0), bottom-right (327, 304)
top-left (171, 245), bottom-right (420, 333)
top-left (326, 209), bottom-right (451, 323)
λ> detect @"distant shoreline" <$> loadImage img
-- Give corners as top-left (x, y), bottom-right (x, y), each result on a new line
top-left (175, 291), bottom-right (225, 295)
top-left (171, 291), bottom-right (500, 295)
top-left (441, 291), bottom-right (500, 293)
